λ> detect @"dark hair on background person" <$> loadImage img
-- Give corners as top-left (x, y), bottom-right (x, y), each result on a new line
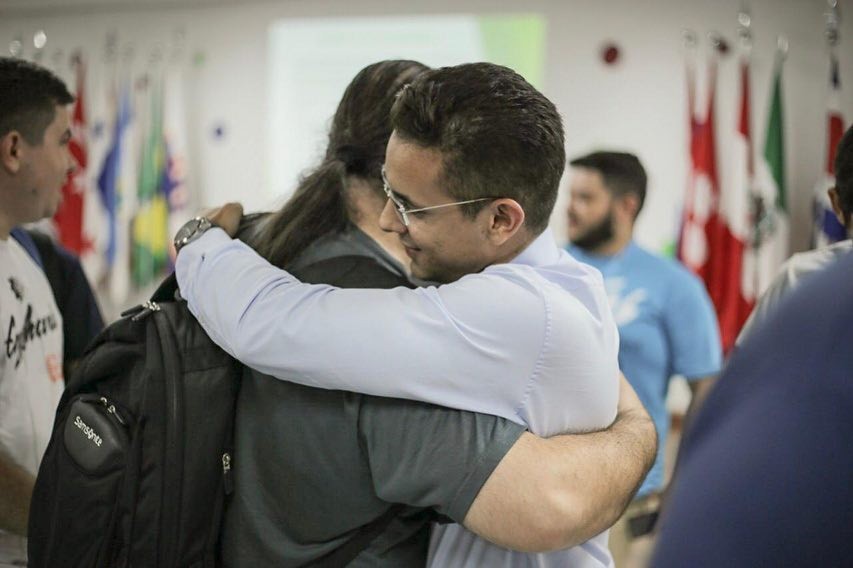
top-left (834, 124), bottom-right (853, 225)
top-left (570, 151), bottom-right (648, 218)
top-left (0, 57), bottom-right (74, 144)
top-left (390, 63), bottom-right (565, 233)
top-left (252, 60), bottom-right (429, 268)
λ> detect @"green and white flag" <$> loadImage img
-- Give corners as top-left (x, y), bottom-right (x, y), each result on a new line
top-left (752, 57), bottom-right (789, 296)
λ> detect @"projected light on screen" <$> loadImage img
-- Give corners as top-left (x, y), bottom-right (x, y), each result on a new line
top-left (266, 15), bottom-right (545, 204)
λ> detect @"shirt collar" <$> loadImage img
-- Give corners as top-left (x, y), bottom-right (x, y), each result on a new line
top-left (511, 228), bottom-right (562, 267)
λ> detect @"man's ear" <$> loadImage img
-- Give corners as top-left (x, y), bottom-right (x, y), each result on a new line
top-left (617, 193), bottom-right (641, 222)
top-left (486, 198), bottom-right (525, 246)
top-left (828, 187), bottom-right (849, 228)
top-left (0, 131), bottom-right (23, 174)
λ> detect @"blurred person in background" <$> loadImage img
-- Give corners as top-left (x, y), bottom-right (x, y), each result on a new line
top-left (12, 227), bottom-right (104, 377)
top-left (0, 57), bottom-right (73, 567)
top-left (565, 151), bottom-right (722, 567)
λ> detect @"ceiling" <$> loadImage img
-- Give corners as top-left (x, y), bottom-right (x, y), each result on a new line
top-left (0, 0), bottom-right (301, 16)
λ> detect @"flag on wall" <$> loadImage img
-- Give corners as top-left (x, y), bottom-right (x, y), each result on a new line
top-left (679, 59), bottom-right (739, 349)
top-left (752, 57), bottom-right (789, 296)
top-left (132, 78), bottom-right (170, 287)
top-left (80, 60), bottom-right (116, 284)
top-left (53, 58), bottom-right (93, 256)
top-left (99, 80), bottom-right (137, 306)
top-left (97, 83), bottom-right (125, 271)
top-left (162, 66), bottom-right (191, 265)
top-left (679, 54), bottom-right (762, 353)
top-left (714, 58), bottom-right (755, 349)
top-left (678, 61), bottom-right (719, 282)
top-left (812, 52), bottom-right (846, 246)
top-left (113, 80), bottom-right (140, 305)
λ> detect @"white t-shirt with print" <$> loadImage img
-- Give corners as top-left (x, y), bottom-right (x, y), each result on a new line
top-left (0, 236), bottom-right (64, 565)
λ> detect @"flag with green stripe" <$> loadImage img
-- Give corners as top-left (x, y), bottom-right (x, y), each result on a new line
top-left (753, 57), bottom-right (789, 295)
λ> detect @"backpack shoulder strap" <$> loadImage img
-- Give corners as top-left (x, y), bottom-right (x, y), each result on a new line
top-left (10, 227), bottom-right (44, 269)
top-left (306, 505), bottom-right (403, 567)
top-left (151, 272), bottom-right (179, 303)
top-left (25, 230), bottom-right (65, 307)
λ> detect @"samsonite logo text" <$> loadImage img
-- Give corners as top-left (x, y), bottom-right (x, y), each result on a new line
top-left (74, 415), bottom-right (103, 447)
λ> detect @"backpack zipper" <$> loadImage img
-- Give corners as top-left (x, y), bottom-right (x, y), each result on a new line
top-left (120, 300), bottom-right (161, 321)
top-left (132, 301), bottom-right (161, 322)
top-left (222, 452), bottom-right (233, 495)
top-left (99, 396), bottom-right (126, 425)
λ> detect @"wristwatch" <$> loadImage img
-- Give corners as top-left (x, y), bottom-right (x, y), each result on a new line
top-left (174, 216), bottom-right (214, 253)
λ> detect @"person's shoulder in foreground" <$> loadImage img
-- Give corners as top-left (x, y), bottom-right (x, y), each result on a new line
top-left (739, 239), bottom-right (852, 342)
top-left (652, 252), bottom-right (853, 568)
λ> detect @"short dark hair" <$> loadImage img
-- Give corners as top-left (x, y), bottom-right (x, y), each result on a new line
top-left (834, 124), bottom-right (853, 223)
top-left (0, 57), bottom-right (73, 144)
top-left (390, 63), bottom-right (565, 233)
top-left (570, 151), bottom-right (647, 218)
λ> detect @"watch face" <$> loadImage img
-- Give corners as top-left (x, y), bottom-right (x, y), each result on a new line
top-left (175, 218), bottom-right (200, 245)
top-left (175, 217), bottom-right (213, 252)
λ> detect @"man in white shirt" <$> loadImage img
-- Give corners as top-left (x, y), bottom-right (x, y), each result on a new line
top-left (0, 57), bottom-right (74, 565)
top-left (739, 124), bottom-right (853, 341)
top-left (178, 63), bottom-right (627, 566)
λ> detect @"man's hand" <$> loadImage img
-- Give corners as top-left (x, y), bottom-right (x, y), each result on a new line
top-left (203, 202), bottom-right (244, 237)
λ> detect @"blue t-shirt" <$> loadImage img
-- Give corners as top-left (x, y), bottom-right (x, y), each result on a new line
top-left (567, 241), bottom-right (722, 496)
top-left (653, 250), bottom-right (853, 567)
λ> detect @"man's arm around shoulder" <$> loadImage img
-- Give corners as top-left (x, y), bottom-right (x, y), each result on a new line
top-left (463, 374), bottom-right (657, 551)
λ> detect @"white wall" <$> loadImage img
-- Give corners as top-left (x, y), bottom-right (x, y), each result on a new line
top-left (1, 0), bottom-right (851, 254)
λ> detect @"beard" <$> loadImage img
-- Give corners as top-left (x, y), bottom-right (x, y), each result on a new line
top-left (570, 209), bottom-right (615, 251)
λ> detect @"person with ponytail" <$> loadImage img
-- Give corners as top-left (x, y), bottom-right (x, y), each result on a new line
top-left (246, 60), bottom-right (423, 278)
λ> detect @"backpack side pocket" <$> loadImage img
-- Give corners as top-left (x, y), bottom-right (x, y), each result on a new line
top-left (35, 394), bottom-right (133, 567)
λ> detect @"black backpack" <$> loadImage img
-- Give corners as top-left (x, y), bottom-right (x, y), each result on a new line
top-left (28, 274), bottom-right (241, 567)
top-left (28, 270), bottom-right (401, 567)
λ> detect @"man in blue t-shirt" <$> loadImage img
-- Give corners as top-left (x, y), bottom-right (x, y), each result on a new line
top-left (565, 151), bottom-right (722, 567)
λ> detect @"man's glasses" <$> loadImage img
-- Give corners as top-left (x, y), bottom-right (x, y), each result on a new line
top-left (381, 166), bottom-right (494, 227)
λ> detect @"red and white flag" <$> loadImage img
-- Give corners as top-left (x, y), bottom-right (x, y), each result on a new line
top-left (678, 58), bottom-right (719, 284)
top-left (718, 59), bottom-right (756, 350)
top-left (679, 55), bottom-right (754, 353)
top-left (52, 58), bottom-right (93, 257)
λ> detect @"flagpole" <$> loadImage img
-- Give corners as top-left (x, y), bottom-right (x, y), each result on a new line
top-left (678, 29), bottom-right (698, 262)
top-left (824, 0), bottom-right (841, 177)
top-left (704, 31), bottom-right (721, 290)
top-left (737, 4), bottom-right (763, 306)
top-left (683, 30), bottom-right (698, 126)
top-left (738, 5), bottom-right (752, 177)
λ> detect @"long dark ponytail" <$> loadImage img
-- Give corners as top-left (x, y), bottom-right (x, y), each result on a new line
top-left (251, 60), bottom-right (429, 268)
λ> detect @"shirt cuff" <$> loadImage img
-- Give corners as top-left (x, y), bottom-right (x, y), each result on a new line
top-left (188, 225), bottom-right (233, 252)
top-left (175, 227), bottom-right (233, 287)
